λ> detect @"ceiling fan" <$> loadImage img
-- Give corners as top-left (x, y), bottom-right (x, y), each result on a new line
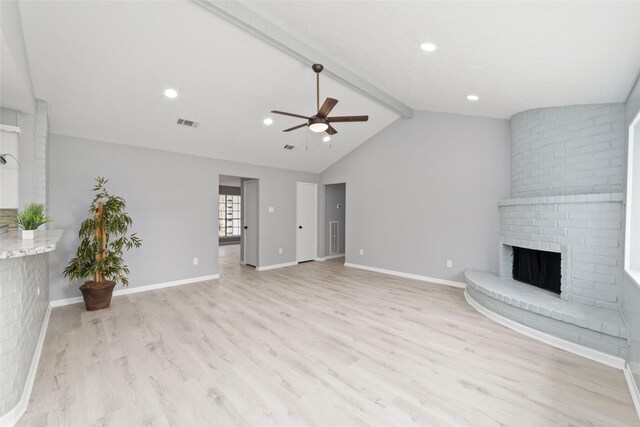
top-left (271, 64), bottom-right (369, 135)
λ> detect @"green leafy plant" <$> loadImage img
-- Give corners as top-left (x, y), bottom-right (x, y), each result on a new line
top-left (15, 203), bottom-right (51, 230)
top-left (64, 177), bottom-right (142, 287)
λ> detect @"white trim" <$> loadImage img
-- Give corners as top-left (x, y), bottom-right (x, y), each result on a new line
top-left (0, 305), bottom-right (51, 427)
top-left (344, 262), bottom-right (466, 289)
top-left (315, 257), bottom-right (326, 262)
top-left (0, 124), bottom-right (21, 134)
top-left (325, 253), bottom-right (345, 260)
top-left (624, 364), bottom-right (640, 422)
top-left (625, 110), bottom-right (640, 282)
top-left (256, 261), bottom-right (297, 271)
top-left (50, 274), bottom-right (220, 307)
top-left (464, 290), bottom-right (625, 370)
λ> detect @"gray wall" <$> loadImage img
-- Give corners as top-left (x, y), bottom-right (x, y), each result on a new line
top-left (621, 73), bottom-right (640, 386)
top-left (49, 134), bottom-right (317, 301)
top-left (320, 111), bottom-right (511, 282)
top-left (324, 183), bottom-right (345, 256)
top-left (510, 104), bottom-right (624, 198)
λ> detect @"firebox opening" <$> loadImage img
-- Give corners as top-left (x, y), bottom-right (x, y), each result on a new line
top-left (512, 247), bottom-right (561, 294)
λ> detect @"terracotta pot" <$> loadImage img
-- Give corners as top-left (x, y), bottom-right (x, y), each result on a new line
top-left (80, 281), bottom-right (116, 311)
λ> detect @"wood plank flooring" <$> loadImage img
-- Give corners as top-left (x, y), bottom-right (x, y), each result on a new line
top-left (18, 245), bottom-right (638, 426)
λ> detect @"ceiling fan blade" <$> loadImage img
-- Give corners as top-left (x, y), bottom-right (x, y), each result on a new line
top-left (326, 125), bottom-right (338, 135)
top-left (271, 110), bottom-right (311, 120)
top-left (283, 123), bottom-right (308, 132)
top-left (317, 97), bottom-right (338, 117)
top-left (327, 115), bottom-right (369, 123)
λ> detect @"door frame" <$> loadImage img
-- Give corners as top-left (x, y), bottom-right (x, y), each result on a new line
top-left (243, 179), bottom-right (259, 267)
top-left (296, 182), bottom-right (318, 262)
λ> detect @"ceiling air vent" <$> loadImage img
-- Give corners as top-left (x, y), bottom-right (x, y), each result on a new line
top-left (283, 145), bottom-right (295, 150)
top-left (177, 118), bottom-right (199, 128)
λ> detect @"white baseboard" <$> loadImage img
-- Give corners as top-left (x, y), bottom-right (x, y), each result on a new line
top-left (464, 290), bottom-right (625, 370)
top-left (50, 274), bottom-right (220, 308)
top-left (624, 365), bottom-right (640, 422)
top-left (315, 258), bottom-right (326, 262)
top-left (344, 262), bottom-right (466, 289)
top-left (0, 304), bottom-right (51, 427)
top-left (256, 262), bottom-right (297, 271)
top-left (325, 253), bottom-right (345, 259)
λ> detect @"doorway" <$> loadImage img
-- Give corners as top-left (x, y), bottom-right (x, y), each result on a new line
top-left (296, 182), bottom-right (317, 263)
top-left (218, 175), bottom-right (258, 272)
top-left (324, 183), bottom-right (346, 260)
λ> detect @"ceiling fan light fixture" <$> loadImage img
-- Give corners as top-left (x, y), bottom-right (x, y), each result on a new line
top-left (308, 117), bottom-right (329, 133)
top-left (309, 123), bottom-right (329, 133)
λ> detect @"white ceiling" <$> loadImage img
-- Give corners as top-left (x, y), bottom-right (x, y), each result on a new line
top-left (17, 0), bottom-right (399, 174)
top-left (244, 1), bottom-right (640, 119)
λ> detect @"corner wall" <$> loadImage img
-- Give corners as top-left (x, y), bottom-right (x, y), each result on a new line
top-left (320, 111), bottom-right (511, 282)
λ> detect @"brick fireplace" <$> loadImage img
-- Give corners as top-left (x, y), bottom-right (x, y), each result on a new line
top-left (465, 103), bottom-right (628, 360)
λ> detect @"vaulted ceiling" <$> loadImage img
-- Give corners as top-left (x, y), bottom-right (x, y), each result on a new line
top-left (244, 1), bottom-right (640, 119)
top-left (13, 1), bottom-right (640, 173)
top-left (17, 0), bottom-right (399, 173)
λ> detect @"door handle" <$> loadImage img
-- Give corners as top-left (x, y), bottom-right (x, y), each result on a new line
top-left (298, 226), bottom-right (303, 229)
top-left (244, 226), bottom-right (248, 229)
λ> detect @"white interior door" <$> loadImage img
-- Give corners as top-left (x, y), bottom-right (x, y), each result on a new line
top-left (297, 182), bottom-right (317, 262)
top-left (244, 180), bottom-right (258, 267)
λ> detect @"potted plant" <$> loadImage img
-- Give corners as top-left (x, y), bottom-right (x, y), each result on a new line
top-left (15, 203), bottom-right (51, 239)
top-left (64, 177), bottom-right (142, 311)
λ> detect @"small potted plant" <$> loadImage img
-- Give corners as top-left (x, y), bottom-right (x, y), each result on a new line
top-left (15, 203), bottom-right (51, 239)
top-left (64, 177), bottom-right (142, 311)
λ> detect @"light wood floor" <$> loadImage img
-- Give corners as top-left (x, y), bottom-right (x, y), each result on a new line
top-left (18, 245), bottom-right (638, 426)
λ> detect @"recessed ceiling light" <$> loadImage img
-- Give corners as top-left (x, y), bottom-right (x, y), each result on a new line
top-left (323, 136), bottom-right (331, 142)
top-left (420, 42), bottom-right (437, 52)
top-left (263, 118), bottom-right (273, 125)
top-left (467, 94), bottom-right (480, 101)
top-left (164, 88), bottom-right (178, 99)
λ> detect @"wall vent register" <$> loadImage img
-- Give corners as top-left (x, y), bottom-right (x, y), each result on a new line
top-left (512, 246), bottom-right (561, 294)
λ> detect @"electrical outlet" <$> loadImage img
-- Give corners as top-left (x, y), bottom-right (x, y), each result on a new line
top-left (359, 249), bottom-right (364, 255)
top-left (268, 206), bottom-right (275, 213)
top-left (278, 248), bottom-right (283, 254)
top-left (37, 287), bottom-right (40, 296)
top-left (193, 258), bottom-right (199, 265)
top-left (446, 259), bottom-right (453, 268)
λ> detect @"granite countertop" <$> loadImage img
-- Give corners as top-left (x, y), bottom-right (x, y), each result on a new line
top-left (0, 229), bottom-right (64, 259)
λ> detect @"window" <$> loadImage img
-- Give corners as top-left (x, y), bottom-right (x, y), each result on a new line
top-left (218, 194), bottom-right (241, 237)
top-left (626, 111), bottom-right (640, 283)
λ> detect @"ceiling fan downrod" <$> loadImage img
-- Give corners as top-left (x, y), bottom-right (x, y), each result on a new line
top-left (312, 63), bottom-right (324, 113)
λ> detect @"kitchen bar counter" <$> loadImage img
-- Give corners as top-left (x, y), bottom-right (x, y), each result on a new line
top-left (0, 230), bottom-right (63, 260)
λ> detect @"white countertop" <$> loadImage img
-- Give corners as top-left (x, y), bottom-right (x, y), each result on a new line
top-left (0, 229), bottom-right (64, 259)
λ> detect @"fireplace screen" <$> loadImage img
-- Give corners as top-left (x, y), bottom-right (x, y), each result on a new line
top-left (512, 247), bottom-right (561, 294)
